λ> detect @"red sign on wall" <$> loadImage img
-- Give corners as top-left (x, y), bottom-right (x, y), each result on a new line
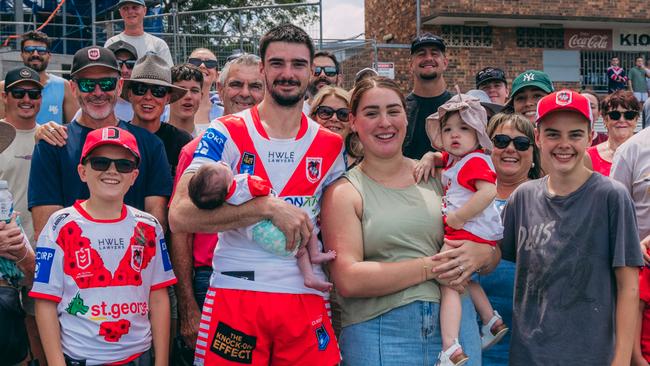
top-left (564, 29), bottom-right (612, 50)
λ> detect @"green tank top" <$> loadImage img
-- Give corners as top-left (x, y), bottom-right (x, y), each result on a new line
top-left (339, 166), bottom-right (444, 327)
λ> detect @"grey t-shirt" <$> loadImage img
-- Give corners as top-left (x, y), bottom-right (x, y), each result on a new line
top-left (501, 173), bottom-right (643, 365)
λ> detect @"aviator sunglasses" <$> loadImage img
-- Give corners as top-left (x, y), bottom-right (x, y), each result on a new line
top-left (22, 45), bottom-right (49, 55)
top-left (492, 134), bottom-right (532, 151)
top-left (9, 88), bottom-right (42, 99)
top-left (606, 110), bottom-right (638, 121)
top-left (315, 106), bottom-right (351, 122)
top-left (188, 58), bottom-right (218, 69)
top-left (86, 157), bottom-right (138, 173)
top-left (314, 66), bottom-right (338, 77)
top-left (75, 77), bottom-right (118, 93)
top-left (130, 82), bottom-right (170, 98)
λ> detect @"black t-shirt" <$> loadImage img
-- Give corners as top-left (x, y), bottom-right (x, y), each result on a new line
top-left (403, 91), bottom-right (452, 160)
top-left (155, 123), bottom-right (193, 178)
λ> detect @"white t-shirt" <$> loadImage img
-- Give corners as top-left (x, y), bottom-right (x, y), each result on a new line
top-left (30, 202), bottom-right (176, 365)
top-left (187, 106), bottom-right (345, 295)
top-left (0, 124), bottom-right (36, 243)
top-left (105, 33), bottom-right (173, 66)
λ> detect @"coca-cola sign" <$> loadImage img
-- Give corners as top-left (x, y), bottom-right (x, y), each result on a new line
top-left (564, 29), bottom-right (612, 50)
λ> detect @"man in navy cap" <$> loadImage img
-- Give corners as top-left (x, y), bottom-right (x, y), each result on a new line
top-left (403, 33), bottom-right (452, 160)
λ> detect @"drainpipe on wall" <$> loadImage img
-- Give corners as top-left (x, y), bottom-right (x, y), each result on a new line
top-left (416, 0), bottom-right (421, 37)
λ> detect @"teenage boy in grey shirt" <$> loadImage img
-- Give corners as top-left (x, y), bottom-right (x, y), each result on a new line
top-left (500, 90), bottom-right (642, 365)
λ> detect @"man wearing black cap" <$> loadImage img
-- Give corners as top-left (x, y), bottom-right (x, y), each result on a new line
top-left (476, 67), bottom-right (508, 105)
top-left (0, 31), bottom-right (78, 125)
top-left (0, 66), bottom-right (42, 364)
top-left (404, 33), bottom-right (452, 159)
top-left (28, 46), bottom-right (172, 245)
top-left (108, 40), bottom-right (138, 122)
top-left (104, 0), bottom-right (173, 66)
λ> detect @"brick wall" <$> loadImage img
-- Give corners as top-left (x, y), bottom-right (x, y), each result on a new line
top-left (423, 0), bottom-right (650, 20)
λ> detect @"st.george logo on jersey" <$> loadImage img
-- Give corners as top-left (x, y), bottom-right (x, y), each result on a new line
top-left (76, 248), bottom-right (92, 270)
top-left (306, 157), bottom-right (322, 183)
top-left (131, 245), bottom-right (144, 272)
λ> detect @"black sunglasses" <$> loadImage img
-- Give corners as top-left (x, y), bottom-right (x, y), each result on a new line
top-left (117, 59), bottom-right (137, 69)
top-left (478, 68), bottom-right (505, 80)
top-left (9, 88), bottom-right (41, 99)
top-left (22, 45), bottom-right (48, 55)
top-left (606, 110), bottom-right (638, 121)
top-left (75, 77), bottom-right (118, 93)
top-left (315, 106), bottom-right (350, 122)
top-left (492, 134), bottom-right (532, 151)
top-left (188, 58), bottom-right (218, 69)
top-left (314, 66), bottom-right (338, 77)
top-left (130, 82), bottom-right (169, 98)
top-left (86, 157), bottom-right (137, 173)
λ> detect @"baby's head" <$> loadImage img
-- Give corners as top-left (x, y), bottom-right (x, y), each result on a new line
top-left (426, 94), bottom-right (493, 156)
top-left (188, 162), bottom-right (234, 210)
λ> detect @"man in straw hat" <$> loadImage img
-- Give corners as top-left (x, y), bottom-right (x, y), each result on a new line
top-left (123, 52), bottom-right (191, 178)
top-left (28, 46), bottom-right (173, 244)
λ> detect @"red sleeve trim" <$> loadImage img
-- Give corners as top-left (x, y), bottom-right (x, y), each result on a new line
top-left (151, 277), bottom-right (178, 291)
top-left (28, 292), bottom-right (62, 303)
top-left (247, 175), bottom-right (272, 197)
top-left (457, 156), bottom-right (496, 192)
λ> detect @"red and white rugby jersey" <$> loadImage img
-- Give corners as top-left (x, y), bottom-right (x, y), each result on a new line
top-left (29, 201), bottom-right (176, 365)
top-left (187, 106), bottom-right (345, 295)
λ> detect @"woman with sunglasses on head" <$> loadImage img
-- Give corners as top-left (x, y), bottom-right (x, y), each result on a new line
top-left (186, 48), bottom-right (224, 122)
top-left (585, 90), bottom-right (639, 176)
top-left (309, 86), bottom-right (362, 169)
top-left (475, 112), bottom-right (541, 365)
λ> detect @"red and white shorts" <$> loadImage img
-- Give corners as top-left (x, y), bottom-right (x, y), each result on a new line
top-left (194, 288), bottom-right (340, 366)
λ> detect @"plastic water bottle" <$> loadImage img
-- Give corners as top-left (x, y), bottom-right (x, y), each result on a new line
top-left (0, 180), bottom-right (13, 223)
top-left (0, 180), bottom-right (24, 284)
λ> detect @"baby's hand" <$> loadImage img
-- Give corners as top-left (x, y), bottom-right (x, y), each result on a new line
top-left (414, 152), bottom-right (437, 183)
top-left (446, 212), bottom-right (465, 230)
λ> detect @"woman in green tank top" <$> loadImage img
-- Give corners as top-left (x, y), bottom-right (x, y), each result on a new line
top-left (321, 77), bottom-right (500, 366)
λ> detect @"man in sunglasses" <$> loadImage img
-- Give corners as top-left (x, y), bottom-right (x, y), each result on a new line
top-left (28, 46), bottom-right (173, 258)
top-left (104, 0), bottom-right (173, 66)
top-left (0, 31), bottom-right (78, 125)
top-left (404, 33), bottom-right (452, 160)
top-left (0, 66), bottom-right (43, 365)
top-left (108, 40), bottom-right (138, 123)
top-left (123, 53), bottom-right (191, 178)
top-left (306, 51), bottom-right (341, 110)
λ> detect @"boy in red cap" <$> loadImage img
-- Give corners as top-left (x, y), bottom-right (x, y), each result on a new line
top-left (500, 90), bottom-right (642, 365)
top-left (30, 126), bottom-right (176, 366)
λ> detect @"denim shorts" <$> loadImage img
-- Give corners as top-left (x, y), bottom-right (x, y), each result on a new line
top-left (339, 295), bottom-right (481, 366)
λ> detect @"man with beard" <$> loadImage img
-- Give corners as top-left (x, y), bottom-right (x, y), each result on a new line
top-left (403, 33), bottom-right (452, 159)
top-left (0, 31), bottom-right (78, 124)
top-left (170, 53), bottom-right (264, 355)
top-left (104, 0), bottom-right (173, 66)
top-left (169, 24), bottom-right (343, 365)
top-left (305, 51), bottom-right (341, 113)
top-left (28, 46), bottom-right (172, 245)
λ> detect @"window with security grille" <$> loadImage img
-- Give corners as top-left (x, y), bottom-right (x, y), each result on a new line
top-left (441, 25), bottom-right (492, 48)
top-left (516, 28), bottom-right (564, 48)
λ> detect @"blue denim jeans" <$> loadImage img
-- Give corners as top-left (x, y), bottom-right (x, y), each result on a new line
top-left (475, 260), bottom-right (515, 366)
top-left (193, 267), bottom-right (213, 309)
top-left (339, 296), bottom-right (482, 366)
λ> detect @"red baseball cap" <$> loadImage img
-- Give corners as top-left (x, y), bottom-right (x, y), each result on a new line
top-left (536, 90), bottom-right (593, 125)
top-left (80, 126), bottom-right (140, 163)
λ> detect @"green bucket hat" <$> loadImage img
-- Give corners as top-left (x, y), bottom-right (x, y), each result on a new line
top-left (509, 70), bottom-right (554, 98)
